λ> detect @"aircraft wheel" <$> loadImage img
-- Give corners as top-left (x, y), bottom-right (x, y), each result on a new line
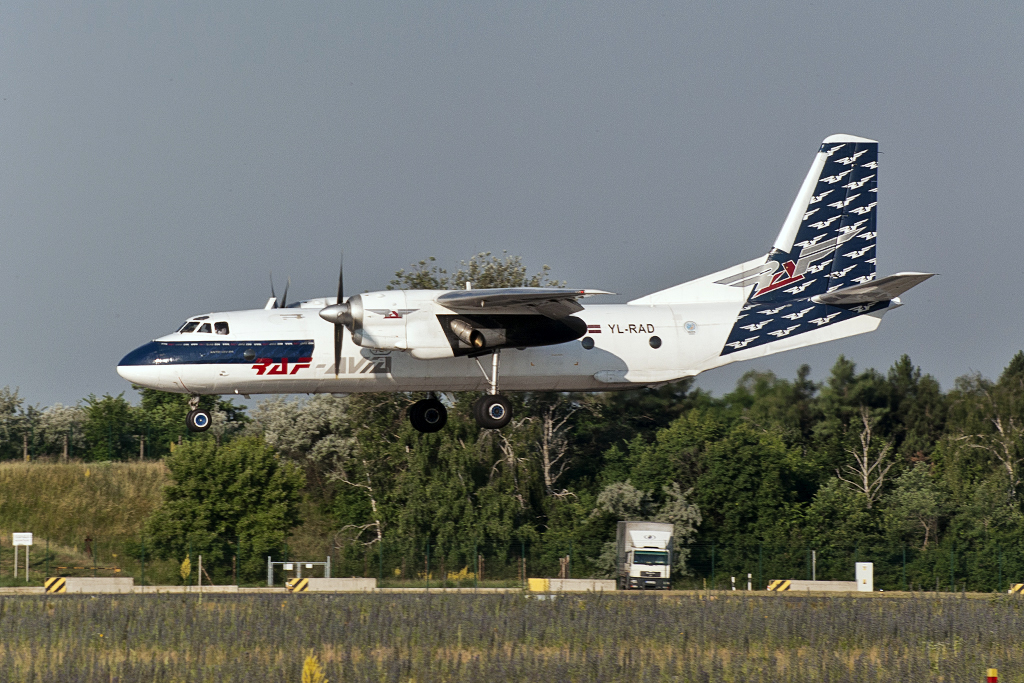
top-left (409, 398), bottom-right (447, 433)
top-left (186, 409), bottom-right (212, 432)
top-left (474, 394), bottom-right (512, 429)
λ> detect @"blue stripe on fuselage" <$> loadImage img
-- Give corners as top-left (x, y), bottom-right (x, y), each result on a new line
top-left (118, 340), bottom-right (315, 366)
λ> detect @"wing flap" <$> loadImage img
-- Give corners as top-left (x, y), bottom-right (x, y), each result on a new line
top-left (436, 288), bottom-right (613, 319)
top-left (812, 272), bottom-right (934, 305)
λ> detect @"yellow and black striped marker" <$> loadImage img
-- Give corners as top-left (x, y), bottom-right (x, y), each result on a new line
top-left (1009, 583), bottom-right (1023, 594)
top-left (767, 580), bottom-right (791, 592)
top-left (44, 577), bottom-right (66, 594)
top-left (286, 578), bottom-right (309, 593)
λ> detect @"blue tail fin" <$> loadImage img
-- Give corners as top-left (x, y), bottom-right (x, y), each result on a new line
top-left (749, 134), bottom-right (878, 302)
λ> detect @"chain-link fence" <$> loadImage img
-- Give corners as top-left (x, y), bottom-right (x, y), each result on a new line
top-left (15, 533), bottom-right (1024, 592)
top-left (676, 541), bottom-right (1024, 592)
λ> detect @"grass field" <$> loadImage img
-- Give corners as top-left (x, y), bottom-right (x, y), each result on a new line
top-left (1, 593), bottom-right (1021, 681)
top-left (0, 461), bottom-right (345, 586)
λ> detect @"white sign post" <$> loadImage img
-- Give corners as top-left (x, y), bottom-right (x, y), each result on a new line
top-left (13, 533), bottom-right (32, 582)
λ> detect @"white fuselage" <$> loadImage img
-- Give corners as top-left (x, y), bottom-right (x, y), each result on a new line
top-left (117, 281), bottom-right (890, 397)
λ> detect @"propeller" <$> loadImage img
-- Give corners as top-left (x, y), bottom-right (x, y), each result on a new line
top-left (269, 274), bottom-right (291, 309)
top-left (318, 254), bottom-right (352, 377)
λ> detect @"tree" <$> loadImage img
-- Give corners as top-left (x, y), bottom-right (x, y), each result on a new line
top-left (590, 480), bottom-right (701, 575)
top-left (144, 436), bottom-right (305, 582)
top-left (82, 393), bottom-right (135, 461)
top-left (36, 403), bottom-right (87, 459)
top-left (836, 406), bottom-right (895, 509)
top-left (0, 387), bottom-right (26, 460)
top-left (945, 356), bottom-right (1024, 495)
top-left (884, 463), bottom-right (943, 550)
top-left (388, 252), bottom-right (561, 290)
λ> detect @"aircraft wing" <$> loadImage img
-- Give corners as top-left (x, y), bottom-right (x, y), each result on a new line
top-left (436, 287), bottom-right (614, 319)
top-left (812, 272), bottom-right (935, 305)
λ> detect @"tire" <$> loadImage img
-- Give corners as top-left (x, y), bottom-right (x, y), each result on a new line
top-left (409, 398), bottom-right (447, 433)
top-left (186, 409), bottom-right (212, 432)
top-left (473, 394), bottom-right (512, 429)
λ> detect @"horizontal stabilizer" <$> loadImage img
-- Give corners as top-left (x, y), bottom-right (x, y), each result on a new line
top-left (812, 272), bottom-right (934, 305)
top-left (436, 288), bottom-right (614, 319)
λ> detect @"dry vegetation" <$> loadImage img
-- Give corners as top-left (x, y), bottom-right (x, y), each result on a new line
top-left (0, 593), bottom-right (1021, 681)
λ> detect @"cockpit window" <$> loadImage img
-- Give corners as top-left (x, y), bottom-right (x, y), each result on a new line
top-left (214, 322), bottom-right (229, 335)
top-left (179, 322), bottom-right (199, 334)
top-left (198, 323), bottom-right (212, 333)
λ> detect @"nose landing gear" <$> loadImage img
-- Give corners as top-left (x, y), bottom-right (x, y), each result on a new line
top-left (185, 395), bottom-right (212, 433)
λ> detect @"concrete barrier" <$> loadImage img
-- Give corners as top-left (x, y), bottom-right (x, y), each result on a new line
top-left (377, 587), bottom-right (519, 593)
top-left (529, 579), bottom-right (616, 592)
top-left (782, 580), bottom-right (858, 592)
top-left (294, 578), bottom-right (377, 592)
top-left (0, 587), bottom-right (45, 595)
top-left (64, 578), bottom-right (134, 594)
top-left (135, 585), bottom-right (239, 594)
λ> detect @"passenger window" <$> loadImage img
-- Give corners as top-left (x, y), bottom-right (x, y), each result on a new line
top-left (198, 323), bottom-right (212, 333)
top-left (179, 322), bottom-right (199, 334)
top-left (215, 322), bottom-right (229, 335)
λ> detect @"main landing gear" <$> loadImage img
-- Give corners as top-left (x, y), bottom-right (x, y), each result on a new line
top-left (185, 395), bottom-right (212, 433)
top-left (409, 395), bottom-right (447, 433)
top-left (472, 349), bottom-right (512, 430)
top-left (407, 350), bottom-right (513, 433)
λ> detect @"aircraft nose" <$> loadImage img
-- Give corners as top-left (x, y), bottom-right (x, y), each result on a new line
top-left (117, 342), bottom-right (168, 389)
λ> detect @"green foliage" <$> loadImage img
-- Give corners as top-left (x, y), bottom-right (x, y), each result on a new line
top-left (82, 393), bottom-right (135, 461)
top-left (144, 436), bottom-right (305, 581)
top-left (388, 252), bottom-right (561, 290)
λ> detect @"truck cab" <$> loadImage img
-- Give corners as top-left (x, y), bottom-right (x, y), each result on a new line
top-left (617, 521), bottom-right (674, 590)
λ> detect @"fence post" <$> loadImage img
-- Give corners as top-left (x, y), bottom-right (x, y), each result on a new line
top-left (267, 556), bottom-right (273, 587)
top-left (521, 540), bottom-right (526, 589)
top-left (902, 546), bottom-right (907, 592)
top-left (998, 549), bottom-right (1003, 593)
top-left (711, 544), bottom-right (715, 590)
top-left (950, 544), bottom-right (955, 593)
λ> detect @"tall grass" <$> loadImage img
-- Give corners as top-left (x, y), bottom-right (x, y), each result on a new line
top-left (0, 593), bottom-right (1021, 681)
top-left (0, 461), bottom-right (168, 550)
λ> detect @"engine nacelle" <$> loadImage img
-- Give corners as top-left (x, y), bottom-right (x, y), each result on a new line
top-left (350, 291), bottom-right (409, 350)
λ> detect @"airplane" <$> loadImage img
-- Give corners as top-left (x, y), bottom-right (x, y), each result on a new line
top-left (118, 134), bottom-right (932, 434)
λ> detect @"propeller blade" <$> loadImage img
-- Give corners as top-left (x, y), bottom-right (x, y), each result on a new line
top-left (270, 273), bottom-right (277, 308)
top-left (334, 324), bottom-right (342, 377)
top-left (335, 253), bottom-right (344, 377)
top-left (337, 252), bottom-right (344, 303)
top-left (281, 277), bottom-right (290, 309)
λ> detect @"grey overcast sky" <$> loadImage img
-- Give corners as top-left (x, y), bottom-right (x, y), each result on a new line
top-left (2, 1), bottom-right (1022, 407)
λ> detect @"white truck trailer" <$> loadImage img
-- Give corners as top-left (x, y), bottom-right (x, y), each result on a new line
top-left (616, 521), bottom-right (673, 590)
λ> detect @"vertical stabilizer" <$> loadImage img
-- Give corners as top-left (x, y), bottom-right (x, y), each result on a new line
top-left (717, 135), bottom-right (887, 356)
top-left (752, 135), bottom-right (878, 302)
